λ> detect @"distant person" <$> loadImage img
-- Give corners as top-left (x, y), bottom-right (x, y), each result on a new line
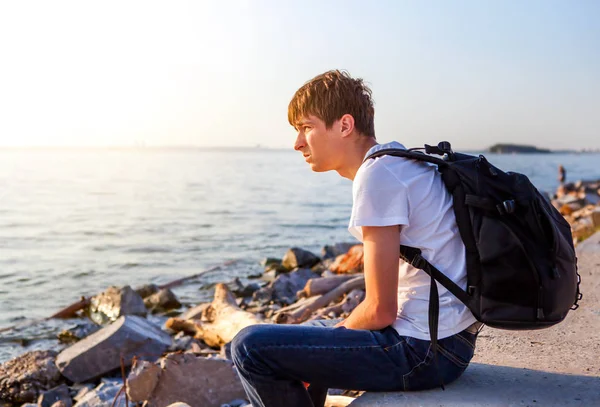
top-left (558, 165), bottom-right (566, 184)
top-left (231, 70), bottom-right (480, 407)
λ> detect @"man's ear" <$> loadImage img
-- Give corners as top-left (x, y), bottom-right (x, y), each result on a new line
top-left (339, 114), bottom-right (355, 137)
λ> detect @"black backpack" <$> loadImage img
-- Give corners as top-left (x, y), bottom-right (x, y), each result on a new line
top-left (365, 142), bottom-right (582, 384)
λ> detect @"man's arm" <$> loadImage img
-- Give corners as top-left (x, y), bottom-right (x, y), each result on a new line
top-left (337, 225), bottom-right (400, 330)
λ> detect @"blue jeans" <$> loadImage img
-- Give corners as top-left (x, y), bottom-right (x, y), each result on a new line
top-left (231, 319), bottom-right (477, 407)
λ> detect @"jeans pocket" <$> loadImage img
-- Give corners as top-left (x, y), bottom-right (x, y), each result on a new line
top-left (402, 332), bottom-right (477, 391)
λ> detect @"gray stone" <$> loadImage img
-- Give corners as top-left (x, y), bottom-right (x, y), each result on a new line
top-left (321, 242), bottom-right (356, 260)
top-left (57, 321), bottom-right (101, 344)
top-left (229, 278), bottom-right (262, 298)
top-left (348, 363), bottom-right (600, 406)
top-left (281, 247), bottom-right (320, 270)
top-left (126, 353), bottom-right (246, 407)
top-left (144, 288), bottom-right (182, 313)
top-left (55, 315), bottom-right (172, 383)
top-left (88, 285), bottom-right (147, 325)
top-left (135, 283), bottom-right (160, 299)
top-left (70, 384), bottom-right (95, 402)
top-left (0, 350), bottom-right (62, 403)
top-left (271, 268), bottom-right (320, 304)
top-left (251, 285), bottom-right (274, 304)
top-left (260, 257), bottom-right (281, 268)
top-left (126, 360), bottom-right (162, 401)
top-left (72, 381), bottom-right (131, 407)
top-left (38, 384), bottom-right (72, 407)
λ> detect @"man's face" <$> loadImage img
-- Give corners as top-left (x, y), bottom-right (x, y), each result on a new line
top-left (293, 115), bottom-right (341, 172)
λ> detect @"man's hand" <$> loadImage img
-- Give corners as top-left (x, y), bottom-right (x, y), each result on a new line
top-left (340, 225), bottom-right (400, 331)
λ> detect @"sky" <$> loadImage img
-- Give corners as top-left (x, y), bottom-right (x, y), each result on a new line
top-left (0, 1), bottom-right (598, 150)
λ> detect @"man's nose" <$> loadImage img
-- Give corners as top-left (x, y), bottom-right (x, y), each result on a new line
top-left (294, 132), bottom-right (306, 151)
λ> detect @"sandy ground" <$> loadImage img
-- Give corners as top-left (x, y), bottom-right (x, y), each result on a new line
top-left (471, 232), bottom-right (600, 377)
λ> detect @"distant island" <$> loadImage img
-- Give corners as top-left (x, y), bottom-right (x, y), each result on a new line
top-left (488, 144), bottom-right (552, 154)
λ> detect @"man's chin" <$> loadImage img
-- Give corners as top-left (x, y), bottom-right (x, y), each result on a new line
top-left (309, 163), bottom-right (329, 173)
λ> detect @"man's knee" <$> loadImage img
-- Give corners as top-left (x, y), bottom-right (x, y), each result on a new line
top-left (231, 324), bottom-right (269, 370)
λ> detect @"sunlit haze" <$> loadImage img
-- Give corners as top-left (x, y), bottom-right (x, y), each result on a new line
top-left (1, 1), bottom-right (598, 150)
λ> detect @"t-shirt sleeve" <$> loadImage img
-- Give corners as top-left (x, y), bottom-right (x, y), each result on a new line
top-left (348, 160), bottom-right (410, 241)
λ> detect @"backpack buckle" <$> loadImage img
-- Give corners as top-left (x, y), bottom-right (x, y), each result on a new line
top-left (496, 199), bottom-right (516, 215)
top-left (410, 254), bottom-right (428, 270)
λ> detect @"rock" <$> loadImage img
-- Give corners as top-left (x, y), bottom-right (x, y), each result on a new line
top-left (144, 288), bottom-right (182, 313)
top-left (72, 380), bottom-right (128, 407)
top-left (55, 315), bottom-right (172, 383)
top-left (0, 350), bottom-right (62, 403)
top-left (281, 247), bottom-right (320, 270)
top-left (38, 384), bottom-right (72, 407)
top-left (584, 192), bottom-right (600, 206)
top-left (311, 257), bottom-right (335, 273)
top-left (126, 353), bottom-right (246, 407)
top-left (330, 245), bottom-right (364, 274)
top-left (88, 285), bottom-right (147, 324)
top-left (166, 404), bottom-right (192, 407)
top-left (251, 285), bottom-right (274, 304)
top-left (57, 321), bottom-right (101, 344)
top-left (271, 268), bottom-right (320, 304)
top-left (321, 242), bottom-right (357, 260)
top-left (260, 268), bottom-right (278, 283)
top-left (572, 217), bottom-right (595, 241)
top-left (70, 384), bottom-right (95, 402)
top-left (168, 332), bottom-right (207, 353)
top-left (126, 360), bottom-right (162, 401)
top-left (50, 402), bottom-right (69, 407)
top-left (260, 257), bottom-right (281, 268)
top-left (229, 278), bottom-right (262, 298)
top-left (135, 283), bottom-right (160, 299)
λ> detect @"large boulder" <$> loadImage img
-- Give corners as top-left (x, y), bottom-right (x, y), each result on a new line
top-left (282, 248), bottom-right (320, 270)
top-left (55, 315), bottom-right (172, 383)
top-left (126, 353), bottom-right (246, 407)
top-left (88, 285), bottom-right (147, 324)
top-left (0, 350), bottom-right (62, 403)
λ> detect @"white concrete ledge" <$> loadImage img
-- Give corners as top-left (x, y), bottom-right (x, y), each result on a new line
top-left (348, 363), bottom-right (600, 406)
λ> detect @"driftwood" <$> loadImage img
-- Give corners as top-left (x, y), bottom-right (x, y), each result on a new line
top-left (309, 288), bottom-right (365, 320)
top-left (297, 274), bottom-right (358, 298)
top-left (276, 276), bottom-right (365, 324)
top-left (166, 283), bottom-right (265, 347)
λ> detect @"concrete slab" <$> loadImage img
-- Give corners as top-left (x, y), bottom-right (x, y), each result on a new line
top-left (349, 363), bottom-right (600, 406)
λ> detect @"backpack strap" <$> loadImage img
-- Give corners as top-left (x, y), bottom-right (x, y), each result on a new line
top-left (400, 245), bottom-right (473, 391)
top-left (364, 148), bottom-right (449, 167)
top-left (399, 245), bottom-right (473, 309)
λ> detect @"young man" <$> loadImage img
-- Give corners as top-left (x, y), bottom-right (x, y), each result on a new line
top-left (231, 70), bottom-right (480, 407)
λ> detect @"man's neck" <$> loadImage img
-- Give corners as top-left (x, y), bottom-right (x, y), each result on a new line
top-left (336, 137), bottom-right (378, 181)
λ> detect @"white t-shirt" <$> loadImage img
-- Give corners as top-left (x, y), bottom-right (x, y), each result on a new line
top-left (349, 141), bottom-right (476, 340)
